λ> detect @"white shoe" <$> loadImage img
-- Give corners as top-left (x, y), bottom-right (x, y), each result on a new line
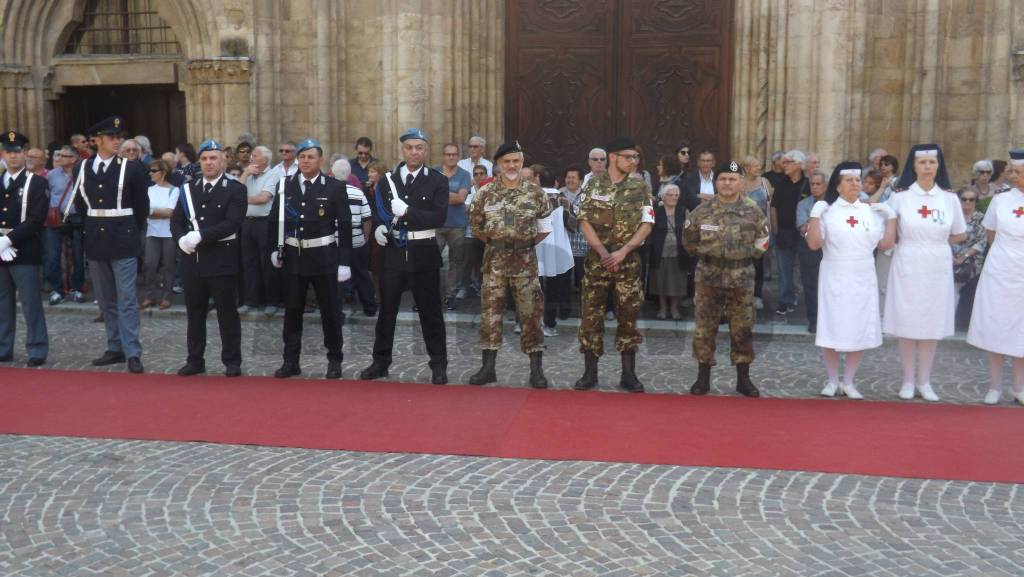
top-left (820, 381), bottom-right (839, 397)
top-left (1015, 391), bottom-right (1024, 406)
top-left (753, 297), bottom-right (764, 310)
top-left (983, 389), bottom-right (1001, 405)
top-left (841, 383), bottom-right (864, 400)
top-left (898, 382), bottom-right (916, 400)
top-left (917, 383), bottom-right (939, 402)
top-left (513, 322), bottom-right (521, 334)
top-left (542, 326), bottom-right (558, 337)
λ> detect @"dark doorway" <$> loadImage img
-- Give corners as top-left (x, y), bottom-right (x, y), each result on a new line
top-left (506, 0), bottom-right (733, 177)
top-left (56, 84), bottom-right (187, 155)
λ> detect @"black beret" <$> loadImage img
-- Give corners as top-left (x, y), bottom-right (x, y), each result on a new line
top-left (714, 160), bottom-right (744, 177)
top-left (3, 130), bottom-right (29, 152)
top-left (87, 115), bottom-right (125, 137)
top-left (493, 141), bottom-right (523, 162)
top-left (605, 137), bottom-right (637, 154)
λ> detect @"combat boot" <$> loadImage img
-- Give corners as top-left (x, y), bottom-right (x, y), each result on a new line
top-left (619, 351), bottom-right (644, 393)
top-left (736, 363), bottom-right (760, 397)
top-left (690, 363), bottom-right (712, 395)
top-left (574, 351), bottom-right (599, 390)
top-left (469, 350), bottom-right (497, 385)
top-left (528, 352), bottom-right (548, 389)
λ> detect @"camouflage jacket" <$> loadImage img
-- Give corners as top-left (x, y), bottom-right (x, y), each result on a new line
top-left (469, 177), bottom-right (552, 277)
top-left (682, 196), bottom-right (769, 288)
top-left (577, 172), bottom-right (653, 249)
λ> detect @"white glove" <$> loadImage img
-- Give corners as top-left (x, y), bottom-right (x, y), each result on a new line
top-left (270, 251), bottom-right (283, 268)
top-left (390, 195), bottom-right (408, 218)
top-left (374, 225), bottom-right (388, 247)
top-left (184, 230), bottom-right (202, 248)
top-left (871, 203), bottom-right (896, 219)
top-left (338, 266), bottom-right (351, 282)
top-left (809, 200), bottom-right (829, 219)
top-left (0, 236), bottom-right (11, 253)
top-left (177, 235), bottom-right (195, 254)
top-left (0, 246), bottom-right (16, 262)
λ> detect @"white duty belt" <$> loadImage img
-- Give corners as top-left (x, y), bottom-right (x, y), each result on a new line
top-left (394, 229), bottom-right (436, 240)
top-left (87, 208), bottom-right (134, 217)
top-left (285, 234), bottom-right (335, 249)
top-left (0, 228), bottom-right (11, 235)
top-left (64, 157), bottom-right (129, 221)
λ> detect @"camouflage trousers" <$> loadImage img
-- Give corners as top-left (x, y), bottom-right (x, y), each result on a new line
top-left (578, 251), bottom-right (643, 356)
top-left (692, 283), bottom-right (755, 365)
top-left (479, 272), bottom-right (545, 353)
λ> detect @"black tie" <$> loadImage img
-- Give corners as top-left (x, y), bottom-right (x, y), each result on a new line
top-left (204, 183), bottom-right (213, 196)
top-left (405, 172), bottom-right (414, 188)
top-left (304, 180), bottom-right (313, 193)
top-left (97, 162), bottom-right (106, 177)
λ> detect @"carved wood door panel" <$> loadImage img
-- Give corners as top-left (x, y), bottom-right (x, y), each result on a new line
top-left (506, 0), bottom-right (733, 176)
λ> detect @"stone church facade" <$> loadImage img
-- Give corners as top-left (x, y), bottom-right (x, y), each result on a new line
top-left (0, 0), bottom-right (1021, 181)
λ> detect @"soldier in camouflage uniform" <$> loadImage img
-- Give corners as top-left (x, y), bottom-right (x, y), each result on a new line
top-left (682, 160), bottom-right (770, 397)
top-left (467, 142), bottom-right (553, 388)
top-left (574, 137), bottom-right (655, 392)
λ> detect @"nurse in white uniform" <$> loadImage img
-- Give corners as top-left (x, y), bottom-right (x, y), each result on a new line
top-left (883, 144), bottom-right (967, 401)
top-left (967, 149), bottom-right (1024, 405)
top-left (806, 162), bottom-right (897, 399)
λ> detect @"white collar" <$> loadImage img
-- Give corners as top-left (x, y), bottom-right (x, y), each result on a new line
top-left (202, 174), bottom-right (223, 188)
top-left (4, 168), bottom-right (25, 182)
top-left (911, 181), bottom-right (939, 196)
top-left (699, 171), bottom-right (713, 182)
top-left (401, 165), bottom-right (425, 179)
top-left (94, 154), bottom-right (115, 171)
top-left (835, 197), bottom-right (862, 207)
top-left (299, 172), bottom-right (321, 185)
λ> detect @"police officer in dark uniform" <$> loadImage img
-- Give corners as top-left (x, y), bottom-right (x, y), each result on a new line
top-left (359, 129), bottom-right (450, 384)
top-left (0, 130), bottom-right (49, 365)
top-left (268, 138), bottom-right (352, 379)
top-left (171, 140), bottom-right (247, 377)
top-left (68, 116), bottom-right (150, 373)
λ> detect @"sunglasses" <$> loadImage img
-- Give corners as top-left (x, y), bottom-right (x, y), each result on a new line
top-left (279, 149), bottom-right (294, 153)
top-left (977, 170), bottom-right (992, 174)
top-left (589, 157), bottom-right (606, 162)
top-left (960, 197), bottom-right (977, 202)
top-left (679, 150), bottom-right (690, 155)
top-left (148, 168), bottom-right (163, 173)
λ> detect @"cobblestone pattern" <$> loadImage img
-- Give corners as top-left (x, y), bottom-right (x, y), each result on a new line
top-left (3, 311), bottom-right (1008, 405)
top-left (1, 436), bottom-right (1022, 577)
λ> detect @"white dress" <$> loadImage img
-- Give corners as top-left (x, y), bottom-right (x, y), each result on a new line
top-left (815, 198), bottom-right (888, 351)
top-left (535, 206), bottom-right (574, 276)
top-left (883, 182), bottom-right (967, 339)
top-left (967, 188), bottom-right (1024, 357)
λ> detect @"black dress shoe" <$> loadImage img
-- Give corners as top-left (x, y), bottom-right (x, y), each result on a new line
top-left (359, 362), bottom-right (388, 380)
top-left (127, 357), bottom-right (145, 374)
top-left (325, 360), bottom-right (342, 379)
top-left (431, 365), bottom-right (448, 385)
top-left (225, 365), bottom-right (242, 377)
top-left (177, 363), bottom-right (206, 376)
top-left (92, 351), bottom-right (126, 366)
top-left (27, 357), bottom-right (45, 367)
top-left (274, 363), bottom-right (301, 378)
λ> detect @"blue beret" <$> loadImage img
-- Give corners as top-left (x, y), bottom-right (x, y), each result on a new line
top-left (198, 139), bottom-right (223, 154)
top-left (3, 130), bottom-right (28, 152)
top-left (296, 138), bottom-right (322, 154)
top-left (87, 115), bottom-right (125, 136)
top-left (399, 128), bottom-right (428, 143)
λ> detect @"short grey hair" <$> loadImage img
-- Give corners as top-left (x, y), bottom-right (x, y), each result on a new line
top-left (119, 139), bottom-right (140, 153)
top-left (808, 169), bottom-right (829, 183)
top-left (59, 145), bottom-right (76, 157)
top-left (783, 149), bottom-right (807, 168)
top-left (251, 145), bottom-right (272, 160)
top-left (133, 135), bottom-right (152, 155)
top-left (332, 157), bottom-right (352, 180)
top-left (659, 183), bottom-right (681, 199)
top-left (588, 148), bottom-right (607, 158)
top-left (468, 135), bottom-right (486, 146)
top-left (868, 148), bottom-right (888, 162)
top-left (972, 159), bottom-right (993, 176)
top-left (770, 150), bottom-right (785, 162)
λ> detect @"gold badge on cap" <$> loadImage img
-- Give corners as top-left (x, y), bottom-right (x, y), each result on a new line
top-left (113, 117), bottom-right (121, 128)
top-left (318, 207), bottom-right (325, 217)
top-left (7, 132), bottom-right (14, 142)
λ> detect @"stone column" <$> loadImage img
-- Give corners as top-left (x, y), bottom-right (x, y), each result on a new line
top-left (185, 58), bottom-right (253, 144)
top-left (0, 65), bottom-right (48, 145)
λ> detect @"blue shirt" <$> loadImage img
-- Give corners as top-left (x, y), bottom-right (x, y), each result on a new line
top-left (436, 165), bottom-right (472, 229)
top-left (796, 195), bottom-right (817, 228)
top-left (46, 169), bottom-right (72, 212)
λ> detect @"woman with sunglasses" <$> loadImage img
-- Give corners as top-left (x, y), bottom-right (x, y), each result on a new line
top-left (951, 187), bottom-right (987, 332)
top-left (141, 159), bottom-right (179, 310)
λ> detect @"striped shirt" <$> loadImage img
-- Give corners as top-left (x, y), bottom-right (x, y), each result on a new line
top-left (346, 184), bottom-right (371, 248)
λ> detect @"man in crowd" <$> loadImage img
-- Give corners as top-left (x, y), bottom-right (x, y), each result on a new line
top-left (134, 135), bottom-right (154, 164)
top-left (239, 145), bottom-right (281, 316)
top-left (582, 147), bottom-right (606, 186)
top-left (770, 149), bottom-right (807, 316)
top-left (574, 137), bottom-right (654, 392)
top-left (171, 140), bottom-right (246, 377)
top-left (268, 138), bottom-right (352, 380)
top-left (25, 148), bottom-right (48, 177)
top-left (0, 130), bottom-right (49, 366)
top-left (796, 169), bottom-right (828, 334)
top-left (467, 141), bottom-right (552, 388)
top-left (764, 150), bottom-right (786, 190)
top-left (70, 133), bottom-right (91, 160)
top-left (351, 136), bottom-right (376, 187)
top-left (560, 164), bottom-right (588, 291)
top-left (44, 145), bottom-right (85, 305)
top-left (458, 135), bottom-right (493, 176)
top-left (235, 141), bottom-right (253, 170)
top-left (70, 116), bottom-right (150, 373)
top-left (435, 142), bottom-right (471, 310)
top-left (683, 160), bottom-right (769, 397)
top-left (681, 148), bottom-right (716, 210)
top-left (271, 141), bottom-right (298, 180)
top-left (360, 129), bottom-right (449, 385)
top-left (331, 156), bottom-right (376, 317)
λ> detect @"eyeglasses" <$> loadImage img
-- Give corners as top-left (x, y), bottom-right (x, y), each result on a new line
top-left (148, 168), bottom-right (162, 173)
top-left (57, 153), bottom-right (76, 158)
top-left (589, 157), bottom-right (606, 162)
top-left (468, 144), bottom-right (483, 149)
top-left (279, 149), bottom-right (294, 154)
top-left (976, 170), bottom-right (992, 174)
top-left (617, 154), bottom-right (640, 162)
top-left (960, 197), bottom-right (977, 202)
top-left (443, 152), bottom-right (459, 156)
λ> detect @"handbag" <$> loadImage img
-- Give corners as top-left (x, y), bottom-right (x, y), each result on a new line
top-left (46, 177), bottom-right (74, 229)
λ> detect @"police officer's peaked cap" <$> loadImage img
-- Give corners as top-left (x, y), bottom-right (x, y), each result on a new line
top-left (399, 128), bottom-right (428, 143)
top-left (714, 160), bottom-right (744, 177)
top-left (198, 139), bottom-right (223, 154)
top-left (1009, 149), bottom-right (1024, 165)
top-left (3, 130), bottom-right (28, 152)
top-left (87, 115), bottom-right (125, 136)
top-left (296, 138), bottom-right (322, 155)
top-left (605, 137), bottom-right (637, 154)
top-left (493, 141), bottom-right (523, 162)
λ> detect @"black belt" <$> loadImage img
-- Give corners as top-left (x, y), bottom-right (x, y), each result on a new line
top-left (702, 256), bottom-right (753, 269)
top-left (490, 239), bottom-right (534, 251)
top-left (246, 216), bottom-right (270, 220)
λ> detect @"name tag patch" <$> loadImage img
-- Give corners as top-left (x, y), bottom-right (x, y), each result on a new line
top-left (590, 194), bottom-right (610, 202)
top-left (700, 224), bottom-right (720, 232)
top-left (485, 202), bottom-right (504, 212)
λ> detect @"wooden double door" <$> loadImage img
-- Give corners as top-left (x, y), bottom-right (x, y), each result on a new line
top-left (505, 0), bottom-right (733, 176)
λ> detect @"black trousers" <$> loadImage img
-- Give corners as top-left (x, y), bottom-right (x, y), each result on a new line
top-left (372, 266), bottom-right (446, 369)
top-left (283, 273), bottom-right (343, 364)
top-left (241, 218), bottom-right (279, 307)
top-left (955, 276), bottom-right (980, 331)
top-left (797, 242), bottom-right (823, 327)
top-left (542, 270), bottom-right (573, 327)
top-left (343, 244), bottom-right (376, 313)
top-left (184, 273), bottom-right (241, 367)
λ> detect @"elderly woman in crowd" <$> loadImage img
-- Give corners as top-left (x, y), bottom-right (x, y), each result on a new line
top-left (968, 149), bottom-right (1024, 405)
top-left (883, 144), bottom-right (966, 402)
top-left (648, 184), bottom-right (688, 319)
top-left (741, 155), bottom-right (772, 309)
top-left (119, 139), bottom-right (142, 162)
top-left (951, 186), bottom-right (987, 331)
top-left (806, 162), bottom-right (897, 398)
top-left (141, 159), bottom-right (179, 310)
top-left (972, 160), bottom-right (996, 199)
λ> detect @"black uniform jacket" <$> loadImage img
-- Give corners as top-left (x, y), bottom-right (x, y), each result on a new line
top-left (171, 174), bottom-right (247, 278)
top-left (267, 172), bottom-right (352, 277)
top-left (375, 163), bottom-right (448, 272)
top-left (72, 155), bottom-right (150, 260)
top-left (0, 169), bottom-right (48, 266)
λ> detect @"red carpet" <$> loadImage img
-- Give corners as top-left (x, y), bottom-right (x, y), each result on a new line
top-left (2, 367), bottom-right (1022, 483)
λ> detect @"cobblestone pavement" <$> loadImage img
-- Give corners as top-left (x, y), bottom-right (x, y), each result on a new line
top-left (1, 436), bottom-right (1022, 577)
